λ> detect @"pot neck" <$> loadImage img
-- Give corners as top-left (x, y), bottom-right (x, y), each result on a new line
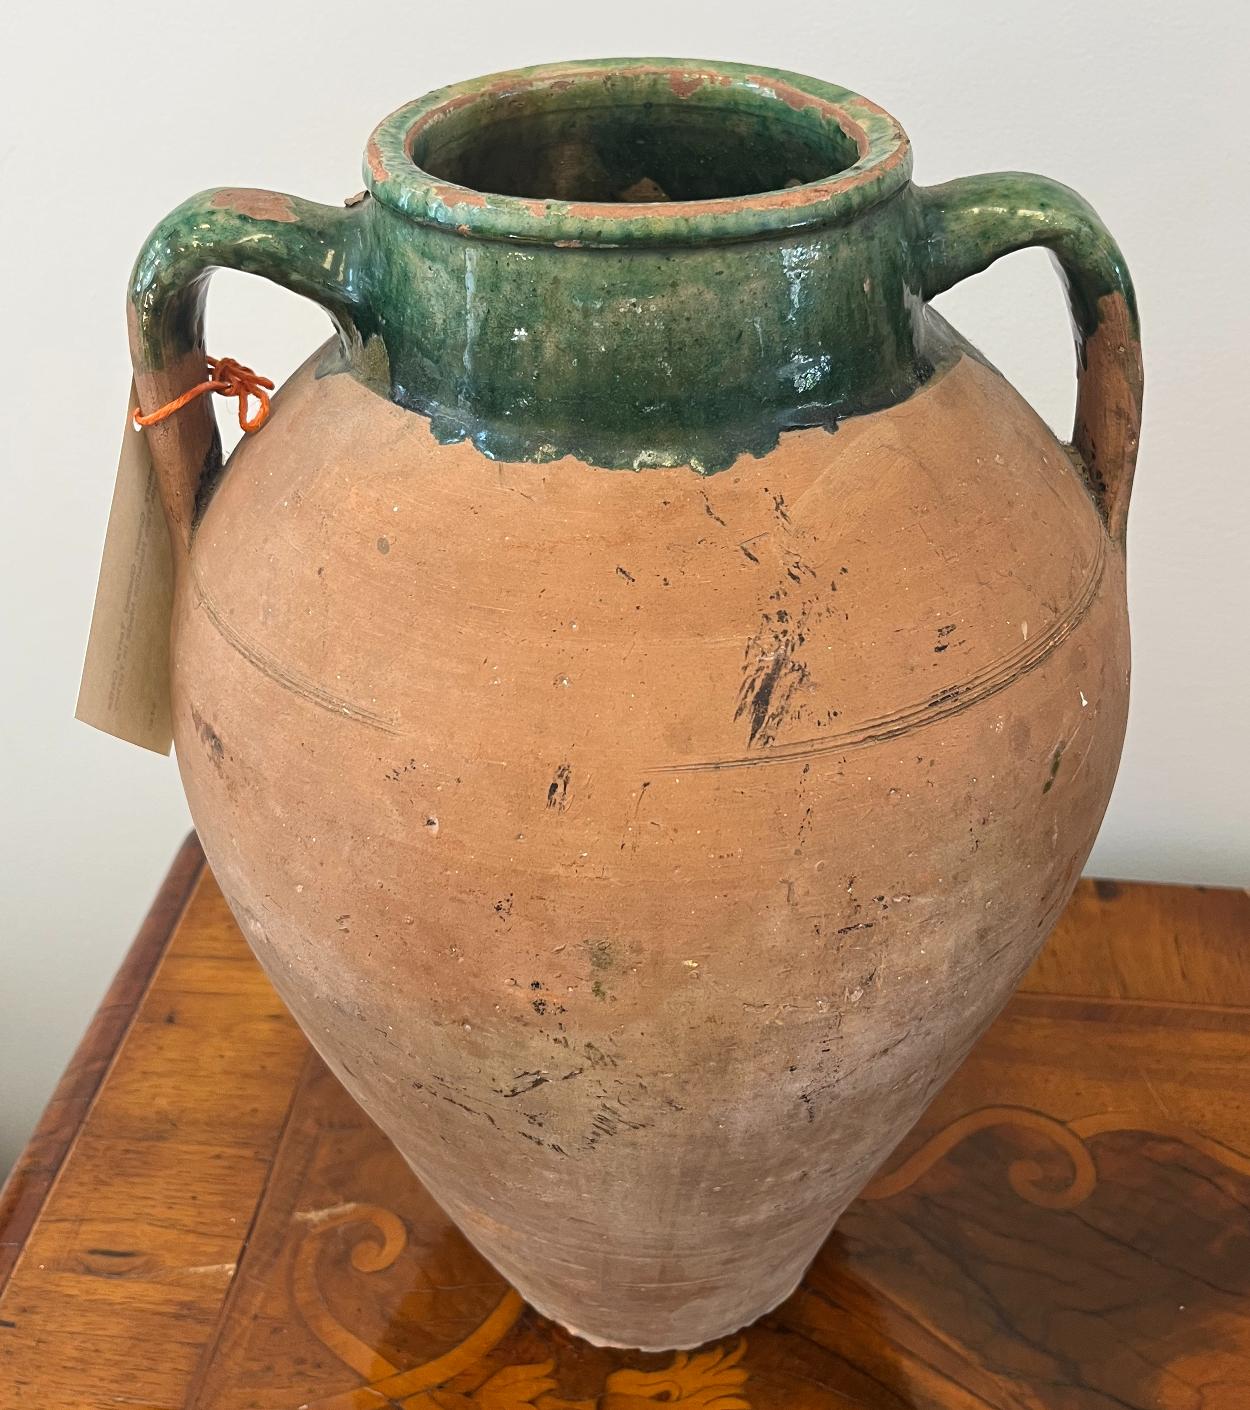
top-left (334, 61), bottom-right (931, 472)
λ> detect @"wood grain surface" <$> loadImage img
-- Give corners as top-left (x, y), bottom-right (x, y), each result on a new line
top-left (0, 832), bottom-right (204, 1290)
top-left (1, 836), bottom-right (1247, 1409)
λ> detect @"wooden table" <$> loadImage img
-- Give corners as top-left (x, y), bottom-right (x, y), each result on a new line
top-left (2, 836), bottom-right (1248, 1409)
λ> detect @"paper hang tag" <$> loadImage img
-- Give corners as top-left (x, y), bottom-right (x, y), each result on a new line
top-left (75, 381), bottom-right (174, 754)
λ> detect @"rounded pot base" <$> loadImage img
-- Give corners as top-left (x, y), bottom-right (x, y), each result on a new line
top-left (521, 1266), bottom-right (811, 1353)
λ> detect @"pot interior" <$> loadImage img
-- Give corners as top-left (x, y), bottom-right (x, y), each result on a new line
top-left (410, 68), bottom-right (863, 203)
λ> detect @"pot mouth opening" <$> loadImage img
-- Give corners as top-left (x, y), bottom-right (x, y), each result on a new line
top-left (365, 60), bottom-right (911, 247)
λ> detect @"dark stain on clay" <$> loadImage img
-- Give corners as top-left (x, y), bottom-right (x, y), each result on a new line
top-left (496, 1072), bottom-right (550, 1098)
top-left (583, 1041), bottom-right (618, 1069)
top-left (525, 979), bottom-right (566, 1018)
top-left (518, 1129), bottom-right (573, 1159)
top-left (443, 1094), bottom-right (498, 1128)
top-left (785, 557), bottom-right (817, 586)
top-left (736, 606), bottom-right (811, 747)
top-left (616, 565), bottom-right (636, 583)
top-left (586, 1101), bottom-right (650, 1150)
top-left (547, 763), bottom-right (572, 810)
top-left (377, 535), bottom-right (390, 554)
top-left (701, 491), bottom-right (727, 527)
top-left (413, 1076), bottom-right (499, 1130)
top-left (190, 708), bottom-right (226, 771)
top-left (854, 965), bottom-right (880, 995)
top-left (1042, 745), bottom-right (1064, 793)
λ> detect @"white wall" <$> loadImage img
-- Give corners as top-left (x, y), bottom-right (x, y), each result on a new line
top-left (2, 0), bottom-right (1246, 1173)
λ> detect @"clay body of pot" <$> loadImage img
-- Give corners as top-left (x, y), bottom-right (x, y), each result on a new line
top-left (129, 61), bottom-right (1143, 1350)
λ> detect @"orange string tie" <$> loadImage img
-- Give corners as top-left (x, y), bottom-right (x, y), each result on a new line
top-left (134, 356), bottom-right (275, 433)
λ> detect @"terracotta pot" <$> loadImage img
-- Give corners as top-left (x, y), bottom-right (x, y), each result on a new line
top-left (128, 60), bottom-right (1143, 1351)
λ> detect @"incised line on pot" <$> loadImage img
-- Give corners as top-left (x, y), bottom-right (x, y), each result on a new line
top-left (189, 520), bottom-right (1105, 753)
top-left (663, 530), bottom-right (1107, 774)
top-left (190, 559), bottom-right (401, 734)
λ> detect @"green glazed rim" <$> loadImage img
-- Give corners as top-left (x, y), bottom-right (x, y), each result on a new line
top-left (364, 58), bottom-right (912, 247)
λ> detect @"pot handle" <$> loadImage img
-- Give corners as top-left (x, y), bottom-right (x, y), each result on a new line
top-left (916, 174), bottom-right (1143, 543)
top-left (128, 187), bottom-right (365, 556)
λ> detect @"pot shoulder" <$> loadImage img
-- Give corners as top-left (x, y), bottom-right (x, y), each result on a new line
top-left (178, 341), bottom-right (1122, 772)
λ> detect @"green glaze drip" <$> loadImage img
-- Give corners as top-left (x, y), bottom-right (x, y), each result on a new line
top-left (346, 188), bottom-right (933, 472)
top-left (129, 59), bottom-right (1137, 477)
